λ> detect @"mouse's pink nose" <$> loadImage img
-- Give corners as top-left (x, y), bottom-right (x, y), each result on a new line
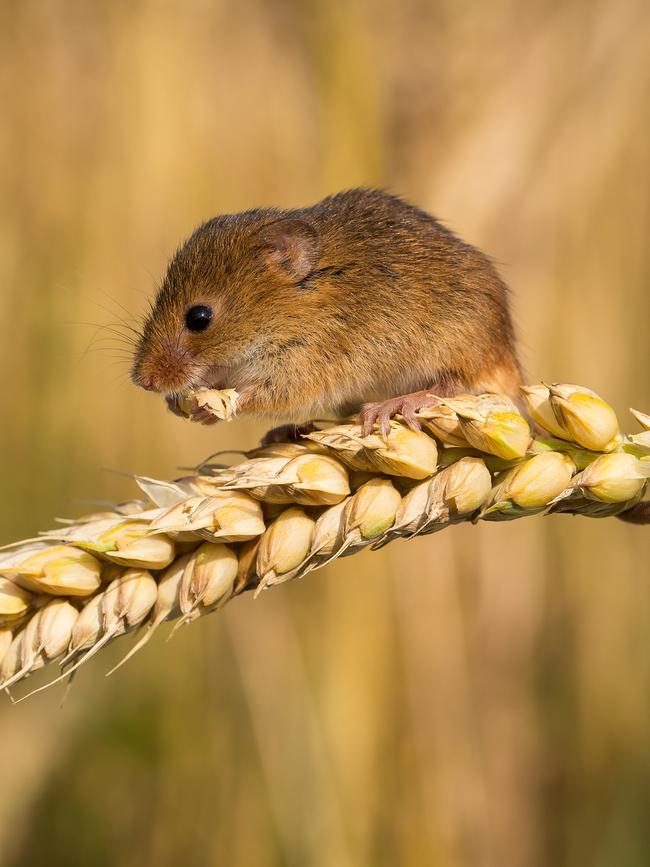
top-left (131, 366), bottom-right (160, 391)
top-left (131, 351), bottom-right (193, 393)
top-left (138, 374), bottom-right (158, 392)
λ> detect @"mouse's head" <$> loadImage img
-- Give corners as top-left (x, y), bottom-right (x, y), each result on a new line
top-left (131, 213), bottom-right (323, 397)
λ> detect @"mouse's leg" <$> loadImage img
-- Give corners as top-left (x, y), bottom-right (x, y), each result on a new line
top-left (360, 380), bottom-right (461, 438)
top-left (261, 422), bottom-right (318, 446)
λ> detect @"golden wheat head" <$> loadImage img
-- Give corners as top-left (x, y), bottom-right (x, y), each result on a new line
top-left (2, 383), bottom-right (650, 699)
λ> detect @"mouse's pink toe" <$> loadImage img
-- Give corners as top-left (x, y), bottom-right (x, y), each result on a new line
top-left (360, 391), bottom-right (441, 438)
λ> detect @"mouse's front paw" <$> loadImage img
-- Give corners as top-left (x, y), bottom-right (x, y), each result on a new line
top-left (189, 405), bottom-right (223, 425)
top-left (165, 393), bottom-right (218, 424)
top-left (165, 393), bottom-right (190, 419)
top-left (166, 388), bottom-right (239, 425)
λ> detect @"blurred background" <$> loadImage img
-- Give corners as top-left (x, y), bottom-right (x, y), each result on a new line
top-left (1, 1), bottom-right (650, 865)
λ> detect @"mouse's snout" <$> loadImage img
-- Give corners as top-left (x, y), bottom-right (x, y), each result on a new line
top-left (131, 340), bottom-right (196, 395)
top-left (134, 371), bottom-right (158, 392)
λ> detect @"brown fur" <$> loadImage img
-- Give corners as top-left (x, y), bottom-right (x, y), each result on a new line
top-left (132, 189), bottom-right (523, 421)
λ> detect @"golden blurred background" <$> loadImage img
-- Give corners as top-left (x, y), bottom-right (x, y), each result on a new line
top-left (2, 1), bottom-right (650, 865)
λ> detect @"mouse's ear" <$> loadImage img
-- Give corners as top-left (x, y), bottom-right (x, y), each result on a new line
top-left (256, 218), bottom-right (321, 282)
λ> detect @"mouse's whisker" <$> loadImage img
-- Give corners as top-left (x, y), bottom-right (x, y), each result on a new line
top-left (83, 349), bottom-right (135, 360)
top-left (73, 327), bottom-right (138, 365)
top-left (94, 289), bottom-right (142, 325)
top-left (95, 311), bottom-right (143, 342)
top-left (68, 321), bottom-right (141, 347)
top-left (87, 304), bottom-right (144, 344)
top-left (84, 337), bottom-right (137, 352)
top-left (90, 293), bottom-right (144, 331)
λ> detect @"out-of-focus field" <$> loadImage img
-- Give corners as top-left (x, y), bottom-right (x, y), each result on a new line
top-left (1, 2), bottom-right (650, 865)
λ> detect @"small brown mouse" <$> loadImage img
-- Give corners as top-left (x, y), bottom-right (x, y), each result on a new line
top-left (131, 188), bottom-right (523, 437)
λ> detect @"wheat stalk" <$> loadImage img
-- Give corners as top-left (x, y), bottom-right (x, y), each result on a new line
top-left (2, 383), bottom-right (650, 699)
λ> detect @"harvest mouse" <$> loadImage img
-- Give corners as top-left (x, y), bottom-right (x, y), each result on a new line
top-left (131, 188), bottom-right (523, 438)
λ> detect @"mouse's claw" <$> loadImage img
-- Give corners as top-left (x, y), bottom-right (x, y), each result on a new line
top-left (189, 407), bottom-right (221, 425)
top-left (165, 394), bottom-right (188, 418)
top-left (165, 394), bottom-right (220, 425)
top-left (359, 391), bottom-right (441, 438)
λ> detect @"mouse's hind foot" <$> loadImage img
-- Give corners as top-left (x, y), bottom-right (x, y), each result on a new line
top-left (359, 389), bottom-right (446, 438)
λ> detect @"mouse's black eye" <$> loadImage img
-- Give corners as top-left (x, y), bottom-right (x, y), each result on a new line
top-left (185, 305), bottom-right (213, 332)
